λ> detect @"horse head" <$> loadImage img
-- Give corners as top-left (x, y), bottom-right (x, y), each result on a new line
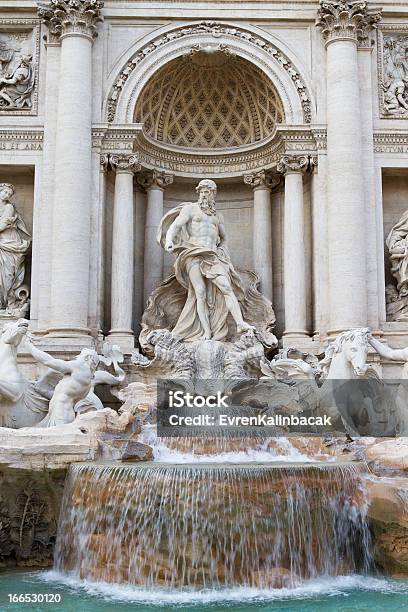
top-left (1, 318), bottom-right (29, 348)
top-left (321, 328), bottom-right (371, 378)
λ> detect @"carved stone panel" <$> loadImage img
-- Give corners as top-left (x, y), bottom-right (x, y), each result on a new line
top-left (378, 26), bottom-right (408, 118)
top-left (0, 19), bottom-right (40, 116)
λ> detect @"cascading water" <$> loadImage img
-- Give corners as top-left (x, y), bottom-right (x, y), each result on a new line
top-left (54, 462), bottom-right (372, 589)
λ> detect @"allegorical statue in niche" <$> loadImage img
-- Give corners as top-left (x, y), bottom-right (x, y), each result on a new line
top-left (140, 179), bottom-right (277, 350)
top-left (0, 183), bottom-right (31, 315)
top-left (0, 55), bottom-right (33, 109)
top-left (385, 209), bottom-right (408, 321)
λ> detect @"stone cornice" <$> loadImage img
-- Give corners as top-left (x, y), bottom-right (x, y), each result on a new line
top-left (37, 0), bottom-right (104, 41)
top-left (0, 128), bottom-right (43, 152)
top-left (316, 0), bottom-right (381, 45)
top-left (374, 131), bottom-right (408, 154)
top-left (92, 124), bottom-right (143, 152)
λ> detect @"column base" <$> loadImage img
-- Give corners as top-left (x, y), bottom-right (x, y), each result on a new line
top-left (326, 326), bottom-right (368, 338)
top-left (282, 331), bottom-right (317, 352)
top-left (107, 330), bottom-right (135, 353)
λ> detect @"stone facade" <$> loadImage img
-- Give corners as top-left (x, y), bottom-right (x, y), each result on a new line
top-left (0, 0), bottom-right (408, 378)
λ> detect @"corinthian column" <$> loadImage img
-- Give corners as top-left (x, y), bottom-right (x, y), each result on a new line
top-left (109, 154), bottom-right (140, 352)
top-left (138, 171), bottom-right (173, 304)
top-left (316, 0), bottom-right (381, 334)
top-left (38, 0), bottom-right (103, 336)
top-left (244, 170), bottom-right (279, 302)
top-left (278, 155), bottom-right (309, 339)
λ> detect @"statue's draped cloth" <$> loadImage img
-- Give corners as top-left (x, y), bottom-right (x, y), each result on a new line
top-left (387, 210), bottom-right (408, 296)
top-left (140, 204), bottom-right (276, 351)
top-left (157, 204), bottom-right (245, 342)
top-left (0, 210), bottom-right (30, 308)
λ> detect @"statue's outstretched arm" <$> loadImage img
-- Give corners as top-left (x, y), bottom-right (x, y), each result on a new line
top-left (93, 364), bottom-right (125, 386)
top-left (369, 336), bottom-right (408, 362)
top-left (25, 341), bottom-right (72, 374)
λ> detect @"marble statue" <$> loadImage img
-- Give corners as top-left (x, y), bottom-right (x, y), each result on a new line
top-left (385, 209), bottom-right (408, 320)
top-left (140, 180), bottom-right (277, 350)
top-left (0, 319), bottom-right (53, 428)
top-left (260, 329), bottom-right (394, 436)
top-left (24, 341), bottom-right (101, 427)
top-left (24, 340), bottom-right (125, 428)
top-left (75, 343), bottom-right (126, 414)
top-left (387, 209), bottom-right (408, 296)
top-left (0, 55), bottom-right (34, 109)
top-left (369, 334), bottom-right (408, 377)
top-left (369, 334), bottom-right (408, 434)
top-left (161, 179), bottom-right (254, 340)
top-left (0, 183), bottom-right (31, 315)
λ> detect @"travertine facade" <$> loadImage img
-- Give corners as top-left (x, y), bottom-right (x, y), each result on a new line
top-left (3, 0), bottom-right (408, 378)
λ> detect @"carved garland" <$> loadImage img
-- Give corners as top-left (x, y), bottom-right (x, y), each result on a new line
top-left (106, 21), bottom-right (312, 125)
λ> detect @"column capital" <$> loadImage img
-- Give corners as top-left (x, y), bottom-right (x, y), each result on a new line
top-left (110, 153), bottom-right (140, 174)
top-left (137, 170), bottom-right (174, 191)
top-left (100, 153), bottom-right (109, 173)
top-left (38, 0), bottom-right (104, 41)
top-left (277, 155), bottom-right (309, 176)
top-left (316, 0), bottom-right (381, 46)
top-left (244, 170), bottom-right (280, 191)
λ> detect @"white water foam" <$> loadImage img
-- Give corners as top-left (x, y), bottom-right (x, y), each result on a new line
top-left (36, 572), bottom-right (408, 605)
top-left (138, 425), bottom-right (326, 463)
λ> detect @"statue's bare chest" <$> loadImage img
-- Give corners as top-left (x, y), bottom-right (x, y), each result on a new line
top-left (190, 212), bottom-right (219, 232)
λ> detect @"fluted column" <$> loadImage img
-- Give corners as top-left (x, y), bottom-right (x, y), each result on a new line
top-left (35, 33), bottom-right (61, 330)
top-left (108, 154), bottom-right (140, 351)
top-left (38, 0), bottom-right (103, 336)
top-left (244, 170), bottom-right (278, 302)
top-left (138, 171), bottom-right (174, 304)
top-left (97, 154), bottom-right (109, 333)
top-left (278, 155), bottom-right (309, 339)
top-left (316, 0), bottom-right (381, 334)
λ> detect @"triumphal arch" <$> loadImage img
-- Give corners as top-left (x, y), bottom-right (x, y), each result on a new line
top-left (0, 0), bottom-right (407, 378)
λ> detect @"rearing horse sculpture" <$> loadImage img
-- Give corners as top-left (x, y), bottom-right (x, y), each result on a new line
top-left (261, 328), bottom-right (389, 435)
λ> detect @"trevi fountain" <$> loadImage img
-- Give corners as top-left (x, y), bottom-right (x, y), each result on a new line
top-left (1, 1), bottom-right (408, 611)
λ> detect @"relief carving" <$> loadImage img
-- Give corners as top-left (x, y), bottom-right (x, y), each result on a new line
top-left (0, 28), bottom-right (37, 113)
top-left (379, 31), bottom-right (408, 117)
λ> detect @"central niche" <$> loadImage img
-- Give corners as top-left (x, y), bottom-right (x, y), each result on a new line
top-left (134, 50), bottom-right (284, 150)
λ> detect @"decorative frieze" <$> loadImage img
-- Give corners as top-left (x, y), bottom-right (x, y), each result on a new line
top-left (316, 0), bottom-right (381, 45)
top-left (378, 26), bottom-right (408, 118)
top-left (0, 129), bottom-right (43, 151)
top-left (374, 132), bottom-right (408, 153)
top-left (277, 155), bottom-right (309, 175)
top-left (38, 0), bottom-right (104, 41)
top-left (106, 21), bottom-right (312, 125)
top-left (0, 19), bottom-right (40, 116)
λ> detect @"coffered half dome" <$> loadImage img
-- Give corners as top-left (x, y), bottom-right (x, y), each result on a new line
top-left (134, 50), bottom-right (285, 150)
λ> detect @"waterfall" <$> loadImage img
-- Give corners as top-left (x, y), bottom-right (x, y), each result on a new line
top-left (54, 462), bottom-right (372, 588)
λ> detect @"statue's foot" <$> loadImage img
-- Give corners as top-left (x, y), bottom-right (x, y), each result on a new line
top-left (237, 322), bottom-right (256, 334)
top-left (203, 331), bottom-right (212, 340)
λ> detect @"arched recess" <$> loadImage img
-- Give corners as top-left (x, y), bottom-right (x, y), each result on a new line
top-left (104, 21), bottom-right (315, 127)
